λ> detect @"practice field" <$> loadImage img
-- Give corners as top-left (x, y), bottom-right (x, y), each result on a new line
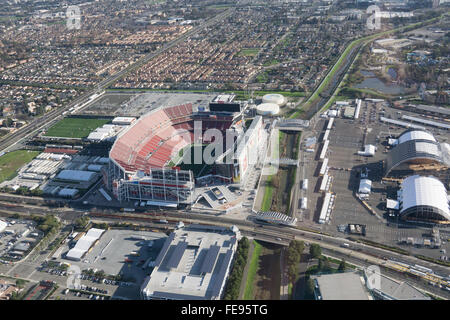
top-left (0, 150), bottom-right (40, 183)
top-left (43, 117), bottom-right (111, 138)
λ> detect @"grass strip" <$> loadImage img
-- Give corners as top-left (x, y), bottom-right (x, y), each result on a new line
top-left (243, 241), bottom-right (263, 300)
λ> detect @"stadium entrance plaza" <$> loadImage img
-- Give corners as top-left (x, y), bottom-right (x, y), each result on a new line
top-left (298, 104), bottom-right (450, 260)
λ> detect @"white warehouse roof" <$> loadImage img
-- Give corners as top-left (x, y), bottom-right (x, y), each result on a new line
top-left (66, 228), bottom-right (105, 261)
top-left (399, 175), bottom-right (449, 219)
top-left (398, 130), bottom-right (436, 145)
top-left (56, 170), bottom-right (96, 182)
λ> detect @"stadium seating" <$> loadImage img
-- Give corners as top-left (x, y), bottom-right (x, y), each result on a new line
top-left (110, 104), bottom-right (235, 173)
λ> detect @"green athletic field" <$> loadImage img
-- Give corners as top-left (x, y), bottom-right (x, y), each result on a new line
top-left (44, 117), bottom-right (110, 138)
top-left (0, 150), bottom-right (40, 183)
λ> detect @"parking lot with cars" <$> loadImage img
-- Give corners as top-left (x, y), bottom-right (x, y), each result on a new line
top-left (299, 100), bottom-right (450, 260)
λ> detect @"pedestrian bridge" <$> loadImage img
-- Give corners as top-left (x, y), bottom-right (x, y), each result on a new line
top-left (266, 158), bottom-right (299, 167)
top-left (275, 119), bottom-right (310, 131)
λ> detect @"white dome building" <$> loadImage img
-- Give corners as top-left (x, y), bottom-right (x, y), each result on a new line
top-left (256, 103), bottom-right (280, 116)
top-left (262, 94), bottom-right (286, 107)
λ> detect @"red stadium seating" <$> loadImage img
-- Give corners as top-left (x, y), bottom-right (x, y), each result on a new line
top-left (110, 104), bottom-right (234, 173)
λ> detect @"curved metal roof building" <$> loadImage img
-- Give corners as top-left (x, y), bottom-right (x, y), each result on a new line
top-left (398, 175), bottom-right (449, 224)
top-left (385, 129), bottom-right (446, 176)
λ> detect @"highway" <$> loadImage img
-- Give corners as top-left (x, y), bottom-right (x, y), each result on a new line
top-left (0, 8), bottom-right (234, 154)
top-left (1, 200), bottom-right (449, 299)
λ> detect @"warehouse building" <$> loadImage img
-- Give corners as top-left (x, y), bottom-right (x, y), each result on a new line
top-left (140, 224), bottom-right (240, 300)
top-left (55, 170), bottom-right (97, 183)
top-left (397, 175), bottom-right (450, 224)
top-left (385, 129), bottom-right (448, 177)
top-left (65, 228), bottom-right (105, 261)
top-left (312, 272), bottom-right (372, 300)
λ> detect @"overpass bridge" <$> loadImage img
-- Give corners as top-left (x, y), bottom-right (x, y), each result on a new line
top-left (275, 119), bottom-right (310, 132)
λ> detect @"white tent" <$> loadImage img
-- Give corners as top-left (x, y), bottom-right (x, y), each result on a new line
top-left (0, 220), bottom-right (7, 233)
top-left (359, 179), bottom-right (372, 194)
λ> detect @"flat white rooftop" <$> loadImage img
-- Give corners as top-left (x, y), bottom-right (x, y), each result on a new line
top-left (141, 224), bottom-right (239, 300)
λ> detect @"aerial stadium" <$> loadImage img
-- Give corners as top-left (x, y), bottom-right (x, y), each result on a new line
top-left (105, 95), bottom-right (264, 206)
top-left (385, 129), bottom-right (450, 177)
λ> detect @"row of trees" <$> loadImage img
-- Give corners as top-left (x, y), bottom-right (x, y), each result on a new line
top-left (223, 237), bottom-right (250, 300)
top-left (286, 240), bottom-right (305, 283)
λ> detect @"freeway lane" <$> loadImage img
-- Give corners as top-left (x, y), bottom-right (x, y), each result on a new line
top-left (0, 8), bottom-right (234, 154)
top-left (1, 197), bottom-right (449, 280)
top-left (1, 199), bottom-right (448, 279)
top-left (1, 202), bottom-right (448, 299)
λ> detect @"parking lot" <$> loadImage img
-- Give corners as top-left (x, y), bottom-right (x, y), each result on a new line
top-left (298, 100), bottom-right (450, 260)
top-left (0, 219), bottom-right (41, 263)
top-left (82, 91), bottom-right (216, 117)
top-left (54, 229), bottom-right (167, 282)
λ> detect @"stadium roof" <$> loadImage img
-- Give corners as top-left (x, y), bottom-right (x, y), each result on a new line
top-left (398, 175), bottom-right (449, 221)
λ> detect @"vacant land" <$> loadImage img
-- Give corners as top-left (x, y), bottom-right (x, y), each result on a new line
top-left (44, 117), bottom-right (110, 138)
top-left (0, 150), bottom-right (40, 183)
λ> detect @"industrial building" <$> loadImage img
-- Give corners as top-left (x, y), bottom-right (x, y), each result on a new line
top-left (65, 228), bottom-right (105, 261)
top-left (396, 175), bottom-right (450, 224)
top-left (140, 224), bottom-right (240, 300)
top-left (312, 272), bottom-right (373, 300)
top-left (363, 267), bottom-right (430, 300)
top-left (385, 129), bottom-right (449, 177)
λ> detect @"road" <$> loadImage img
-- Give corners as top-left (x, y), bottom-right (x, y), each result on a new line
top-left (0, 8), bottom-right (234, 154)
top-left (1, 201), bottom-right (449, 299)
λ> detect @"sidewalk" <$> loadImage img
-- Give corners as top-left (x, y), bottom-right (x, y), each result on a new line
top-left (238, 240), bottom-right (255, 300)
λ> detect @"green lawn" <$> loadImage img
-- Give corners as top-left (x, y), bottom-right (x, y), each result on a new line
top-left (44, 117), bottom-right (110, 138)
top-left (0, 150), bottom-right (40, 183)
top-left (243, 241), bottom-right (263, 300)
top-left (238, 48), bottom-right (259, 57)
top-left (260, 175), bottom-right (274, 211)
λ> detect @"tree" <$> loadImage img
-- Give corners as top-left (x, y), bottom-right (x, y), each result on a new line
top-left (309, 244), bottom-right (322, 259)
top-left (338, 260), bottom-right (347, 272)
top-left (305, 276), bottom-right (315, 299)
top-left (15, 279), bottom-right (26, 289)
